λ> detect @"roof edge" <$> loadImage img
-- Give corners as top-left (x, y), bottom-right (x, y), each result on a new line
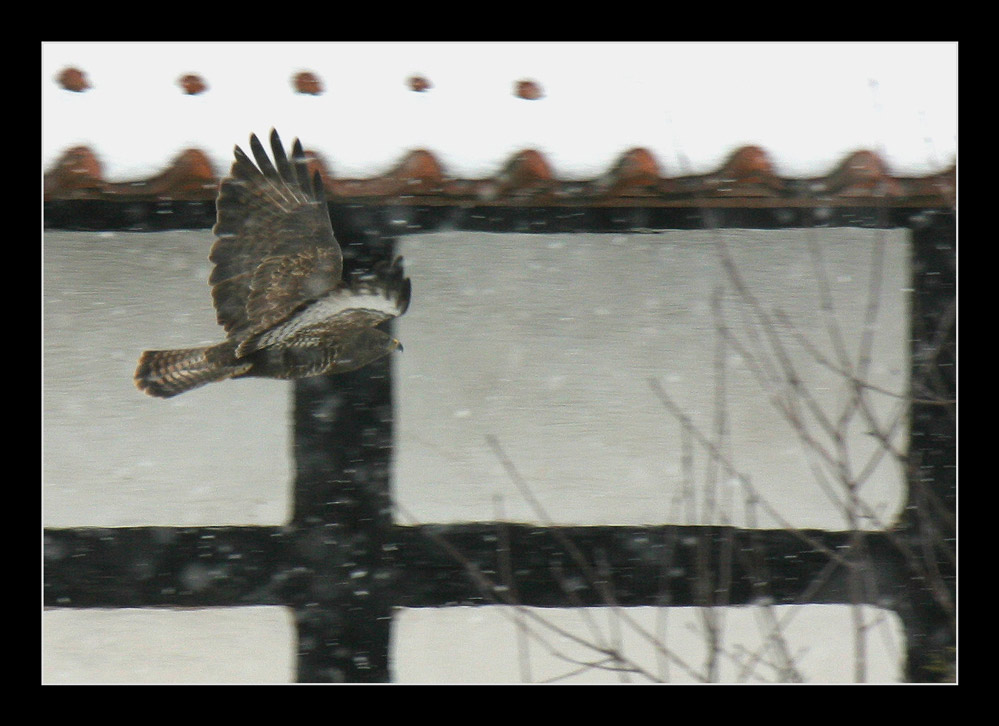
top-left (43, 145), bottom-right (955, 208)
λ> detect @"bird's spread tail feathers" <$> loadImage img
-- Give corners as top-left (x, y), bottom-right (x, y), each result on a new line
top-left (134, 344), bottom-right (249, 398)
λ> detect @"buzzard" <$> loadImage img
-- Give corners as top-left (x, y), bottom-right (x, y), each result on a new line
top-left (135, 130), bottom-right (411, 398)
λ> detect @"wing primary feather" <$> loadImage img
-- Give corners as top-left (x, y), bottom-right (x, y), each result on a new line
top-left (249, 132), bottom-right (281, 184)
top-left (312, 170), bottom-right (326, 202)
top-left (397, 277), bottom-right (412, 315)
top-left (232, 145), bottom-right (263, 181)
top-left (291, 139), bottom-right (313, 195)
top-left (269, 129), bottom-right (296, 189)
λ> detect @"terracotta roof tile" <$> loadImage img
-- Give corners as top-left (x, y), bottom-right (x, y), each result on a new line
top-left (43, 143), bottom-right (955, 208)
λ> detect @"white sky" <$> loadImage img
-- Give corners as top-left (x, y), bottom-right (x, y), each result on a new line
top-left (42, 41), bottom-right (957, 181)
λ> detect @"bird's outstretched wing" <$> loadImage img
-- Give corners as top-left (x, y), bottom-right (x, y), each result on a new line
top-left (209, 129), bottom-right (342, 342)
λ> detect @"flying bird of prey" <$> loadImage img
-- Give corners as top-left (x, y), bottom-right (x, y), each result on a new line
top-left (135, 130), bottom-right (411, 398)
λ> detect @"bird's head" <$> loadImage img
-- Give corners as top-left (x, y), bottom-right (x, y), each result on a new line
top-left (335, 328), bottom-right (404, 373)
